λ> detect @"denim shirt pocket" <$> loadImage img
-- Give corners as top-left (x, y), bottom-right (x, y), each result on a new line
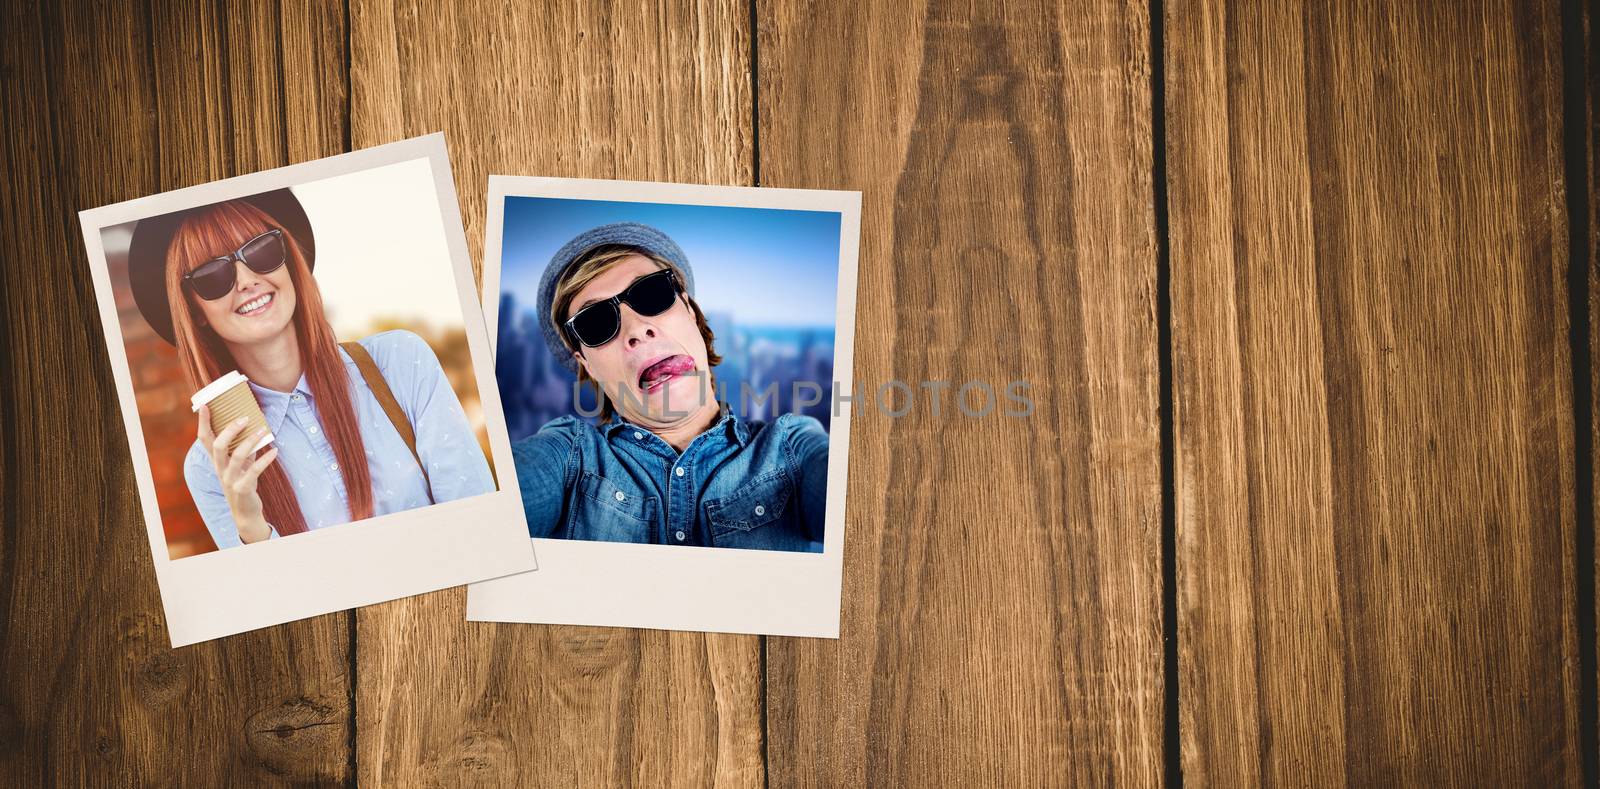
top-left (569, 471), bottom-right (658, 543)
top-left (705, 472), bottom-right (793, 540)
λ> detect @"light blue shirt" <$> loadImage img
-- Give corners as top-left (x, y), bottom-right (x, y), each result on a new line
top-left (185, 329), bottom-right (495, 549)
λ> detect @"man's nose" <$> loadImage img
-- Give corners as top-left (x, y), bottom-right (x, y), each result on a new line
top-left (618, 304), bottom-right (658, 348)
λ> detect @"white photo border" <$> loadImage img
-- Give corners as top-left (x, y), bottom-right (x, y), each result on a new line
top-left (80, 133), bottom-right (536, 647)
top-left (471, 176), bottom-right (861, 638)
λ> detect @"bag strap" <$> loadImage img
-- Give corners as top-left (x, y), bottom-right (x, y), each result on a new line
top-left (340, 341), bottom-right (431, 493)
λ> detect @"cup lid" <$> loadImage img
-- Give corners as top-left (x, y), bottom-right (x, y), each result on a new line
top-left (190, 370), bottom-right (251, 411)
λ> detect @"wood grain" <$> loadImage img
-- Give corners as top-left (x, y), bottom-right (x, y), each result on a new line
top-left (347, 1), bottom-right (764, 784)
top-left (0, 0), bottom-right (352, 785)
top-left (1168, 0), bottom-right (1583, 784)
top-left (1586, 0), bottom-right (1600, 769)
top-left (758, 0), bottom-right (1166, 784)
top-left (3, 0), bottom-right (1596, 784)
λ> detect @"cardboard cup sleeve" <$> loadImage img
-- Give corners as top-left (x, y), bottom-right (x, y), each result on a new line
top-left (191, 371), bottom-right (274, 455)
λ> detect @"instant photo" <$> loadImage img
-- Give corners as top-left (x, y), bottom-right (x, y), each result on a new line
top-left (80, 134), bottom-right (535, 646)
top-left (471, 176), bottom-right (861, 638)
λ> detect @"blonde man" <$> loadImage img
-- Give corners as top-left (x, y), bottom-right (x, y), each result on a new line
top-left (512, 222), bottom-right (827, 551)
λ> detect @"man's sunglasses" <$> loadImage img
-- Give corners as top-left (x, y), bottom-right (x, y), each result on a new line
top-left (182, 229), bottom-right (288, 301)
top-left (563, 268), bottom-right (683, 348)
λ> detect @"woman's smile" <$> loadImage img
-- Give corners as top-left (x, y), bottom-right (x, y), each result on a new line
top-left (234, 291), bottom-right (276, 317)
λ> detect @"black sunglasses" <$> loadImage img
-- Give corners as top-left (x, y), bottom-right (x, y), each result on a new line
top-left (563, 269), bottom-right (683, 348)
top-left (182, 229), bottom-right (288, 301)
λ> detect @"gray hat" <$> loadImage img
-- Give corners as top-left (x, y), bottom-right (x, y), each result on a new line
top-left (537, 222), bottom-right (696, 373)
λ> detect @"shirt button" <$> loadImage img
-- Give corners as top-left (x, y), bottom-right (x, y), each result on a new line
top-left (614, 490), bottom-right (626, 502)
top-left (292, 393), bottom-right (302, 401)
top-left (330, 462), bottom-right (339, 471)
top-left (634, 431), bottom-right (644, 440)
top-left (308, 426), bottom-right (319, 434)
top-left (675, 530), bottom-right (686, 541)
top-left (674, 467), bottom-right (685, 477)
top-left (754, 504), bottom-right (765, 516)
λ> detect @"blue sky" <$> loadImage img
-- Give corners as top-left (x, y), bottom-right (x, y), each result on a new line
top-left (500, 197), bottom-right (842, 328)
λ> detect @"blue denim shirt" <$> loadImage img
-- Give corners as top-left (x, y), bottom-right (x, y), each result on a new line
top-left (184, 330), bottom-right (497, 549)
top-left (512, 406), bottom-right (828, 552)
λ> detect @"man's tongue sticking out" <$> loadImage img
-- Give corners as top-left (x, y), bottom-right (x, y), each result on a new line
top-left (639, 354), bottom-right (696, 394)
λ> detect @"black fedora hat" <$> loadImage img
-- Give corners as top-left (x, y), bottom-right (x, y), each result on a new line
top-left (128, 188), bottom-right (315, 345)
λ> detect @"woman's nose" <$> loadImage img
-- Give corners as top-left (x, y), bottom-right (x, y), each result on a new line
top-left (233, 258), bottom-right (265, 290)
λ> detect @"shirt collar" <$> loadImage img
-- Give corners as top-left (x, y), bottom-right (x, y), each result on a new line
top-left (604, 402), bottom-right (749, 447)
top-left (722, 405), bottom-right (750, 446)
top-left (242, 346), bottom-right (362, 432)
top-left (248, 373), bottom-right (314, 433)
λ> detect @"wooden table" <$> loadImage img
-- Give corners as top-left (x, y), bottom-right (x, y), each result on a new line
top-left (2, 0), bottom-right (1595, 785)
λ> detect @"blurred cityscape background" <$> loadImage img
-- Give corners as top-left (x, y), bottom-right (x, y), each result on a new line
top-left (494, 196), bottom-right (843, 442)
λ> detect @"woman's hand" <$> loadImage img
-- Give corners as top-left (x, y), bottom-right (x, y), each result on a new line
top-left (196, 404), bottom-right (280, 545)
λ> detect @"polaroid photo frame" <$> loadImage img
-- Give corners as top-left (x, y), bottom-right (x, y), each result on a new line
top-left (80, 133), bottom-right (535, 646)
top-left (471, 176), bottom-right (861, 638)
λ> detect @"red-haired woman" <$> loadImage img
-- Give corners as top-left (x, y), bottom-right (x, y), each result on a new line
top-left (128, 189), bottom-right (495, 549)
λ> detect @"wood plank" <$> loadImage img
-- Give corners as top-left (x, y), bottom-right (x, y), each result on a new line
top-left (0, 0), bottom-right (352, 784)
top-left (1586, 0), bottom-right (1600, 769)
top-left (1169, 0), bottom-right (1581, 784)
top-left (346, 1), bottom-right (763, 784)
top-left (758, 0), bottom-right (1166, 784)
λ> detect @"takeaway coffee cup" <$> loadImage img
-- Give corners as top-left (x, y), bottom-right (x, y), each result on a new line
top-left (190, 371), bottom-right (274, 455)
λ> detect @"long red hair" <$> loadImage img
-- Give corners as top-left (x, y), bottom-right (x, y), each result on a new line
top-left (165, 200), bottom-right (374, 536)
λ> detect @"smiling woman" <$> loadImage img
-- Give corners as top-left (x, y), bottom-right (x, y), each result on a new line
top-left (127, 189), bottom-right (497, 549)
